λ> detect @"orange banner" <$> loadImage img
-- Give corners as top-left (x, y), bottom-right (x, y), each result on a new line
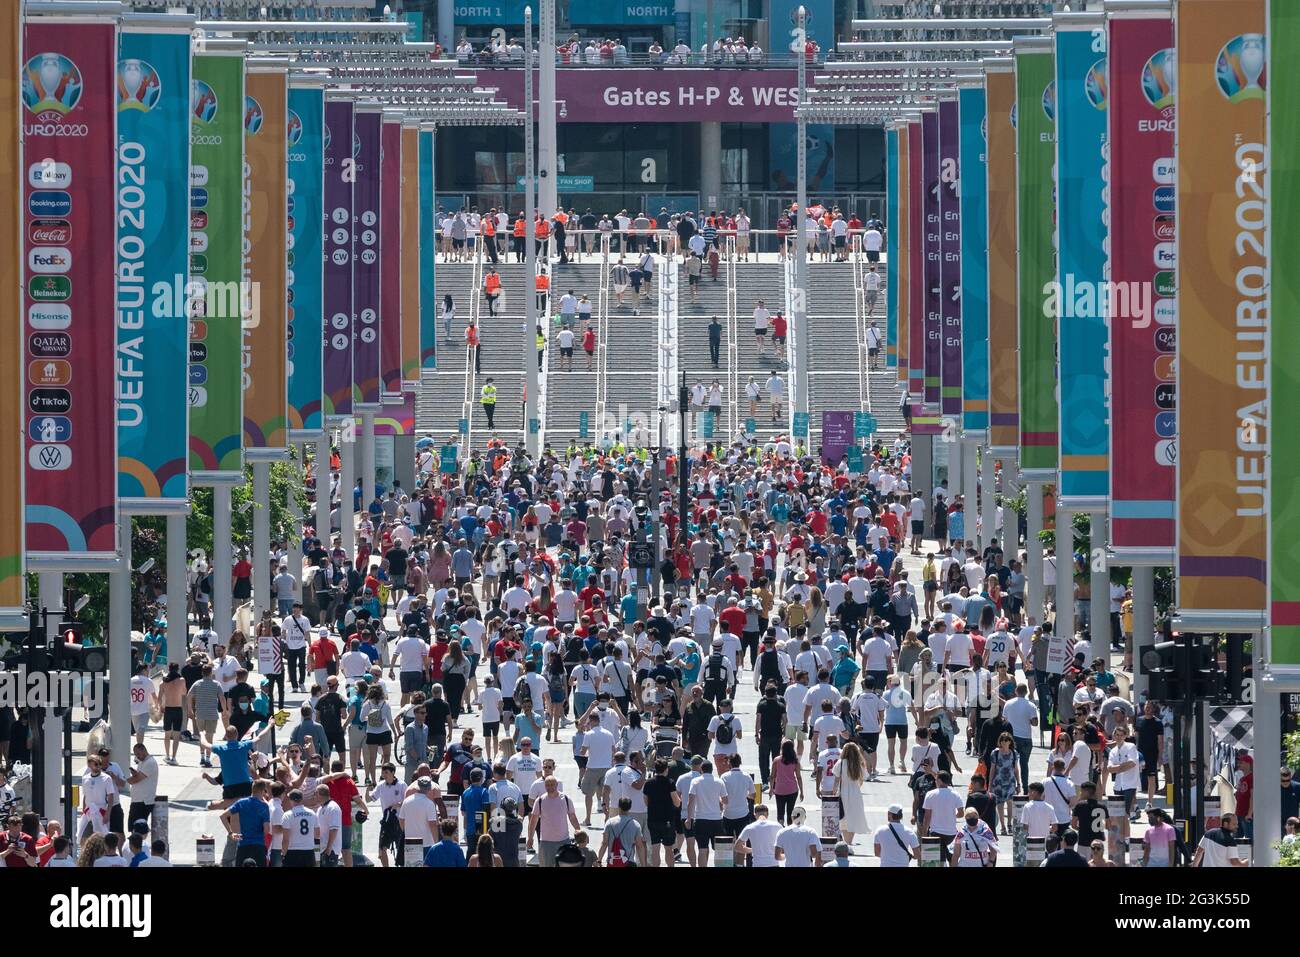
top-left (1175, 0), bottom-right (1267, 624)
top-left (242, 69), bottom-right (288, 453)
top-left (0, 4), bottom-right (22, 625)
top-left (400, 123), bottom-right (421, 391)
top-left (985, 63), bottom-right (1019, 453)
top-left (895, 122), bottom-right (910, 387)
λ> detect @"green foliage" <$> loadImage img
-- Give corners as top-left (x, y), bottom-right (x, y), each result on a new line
top-left (1275, 839), bottom-right (1300, 867)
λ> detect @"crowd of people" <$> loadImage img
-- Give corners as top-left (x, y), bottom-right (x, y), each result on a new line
top-left (453, 32), bottom-right (826, 68)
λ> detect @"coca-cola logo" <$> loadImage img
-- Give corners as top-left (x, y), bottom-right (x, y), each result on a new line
top-left (29, 218), bottom-right (70, 245)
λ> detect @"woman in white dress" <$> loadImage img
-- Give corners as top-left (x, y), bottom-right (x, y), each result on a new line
top-left (837, 741), bottom-right (870, 844)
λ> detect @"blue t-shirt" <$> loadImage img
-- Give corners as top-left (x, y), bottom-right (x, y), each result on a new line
top-left (229, 796), bottom-right (270, 846)
top-left (680, 651), bottom-right (701, 684)
top-left (460, 784), bottom-right (490, 836)
top-left (830, 514), bottom-right (848, 536)
top-left (424, 839), bottom-right (467, 867)
top-left (832, 657), bottom-right (860, 689)
top-left (213, 739), bottom-right (253, 786)
top-left (620, 593), bottom-right (639, 624)
top-left (129, 850), bottom-right (149, 867)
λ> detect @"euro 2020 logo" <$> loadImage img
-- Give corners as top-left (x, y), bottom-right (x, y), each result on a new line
top-left (1141, 47), bottom-right (1175, 111)
top-left (1084, 58), bottom-right (1107, 110)
top-left (191, 78), bottom-right (219, 124)
top-left (244, 96), bottom-right (264, 135)
top-left (1216, 33), bottom-right (1266, 103)
top-left (117, 58), bottom-right (162, 112)
top-left (22, 53), bottom-right (83, 117)
top-left (287, 109), bottom-right (303, 146)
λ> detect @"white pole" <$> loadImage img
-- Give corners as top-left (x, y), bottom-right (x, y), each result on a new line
top-left (1025, 481), bottom-right (1044, 623)
top-left (213, 484), bottom-right (234, 639)
top-left (524, 6), bottom-right (540, 457)
top-left (314, 438), bottom-right (332, 549)
top-left (980, 447), bottom-right (997, 556)
top-left (1130, 565), bottom-right (1155, 699)
top-left (252, 461), bottom-right (272, 621)
top-left (109, 510), bottom-right (133, 770)
top-left (1056, 506), bottom-right (1074, 640)
top-left (37, 573), bottom-right (63, 818)
top-left (1254, 674), bottom-right (1281, 866)
top-left (1089, 511), bottom-right (1110, 650)
top-left (166, 513), bottom-right (187, 666)
top-left (361, 410), bottom-right (377, 510)
top-left (538, 0), bottom-right (557, 219)
top-left (793, 5), bottom-right (809, 430)
top-left (339, 426), bottom-right (357, 563)
top-left (961, 441), bottom-right (978, 549)
top-left (289, 443), bottom-right (304, 602)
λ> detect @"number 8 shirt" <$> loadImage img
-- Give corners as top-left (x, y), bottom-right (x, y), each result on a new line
top-left (285, 805), bottom-right (319, 851)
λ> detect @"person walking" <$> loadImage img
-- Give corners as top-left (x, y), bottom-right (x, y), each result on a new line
top-left (707, 315), bottom-right (722, 369)
top-left (481, 377), bottom-right (497, 430)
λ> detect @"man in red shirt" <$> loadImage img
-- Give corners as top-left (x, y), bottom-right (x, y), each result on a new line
top-left (579, 579), bottom-right (606, 611)
top-left (0, 816), bottom-right (38, 867)
top-left (310, 626), bottom-right (339, 686)
top-left (719, 595), bottom-right (747, 637)
top-left (324, 759), bottom-right (366, 866)
top-left (1234, 753), bottom-right (1254, 837)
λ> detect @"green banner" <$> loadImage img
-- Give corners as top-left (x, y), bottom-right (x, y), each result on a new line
top-left (189, 54), bottom-right (245, 478)
top-left (1272, 4), bottom-right (1300, 662)
top-left (1014, 44), bottom-right (1058, 475)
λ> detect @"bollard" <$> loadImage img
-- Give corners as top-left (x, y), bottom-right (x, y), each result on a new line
top-left (1012, 795), bottom-right (1028, 866)
top-left (1025, 836), bottom-right (1046, 866)
top-left (195, 835), bottom-right (216, 867)
top-left (404, 837), bottom-right (424, 867)
top-left (1106, 796), bottom-right (1128, 865)
top-left (820, 836), bottom-right (838, 865)
top-left (1130, 836), bottom-right (1145, 866)
top-left (820, 798), bottom-right (840, 840)
top-left (919, 834), bottom-right (944, 867)
top-left (714, 834), bottom-right (734, 866)
top-left (351, 815), bottom-right (364, 859)
top-left (152, 796), bottom-right (169, 850)
top-left (519, 836), bottom-right (533, 867)
top-left (1204, 795), bottom-right (1221, 833)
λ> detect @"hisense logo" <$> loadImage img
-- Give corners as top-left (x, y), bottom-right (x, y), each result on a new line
top-left (49, 889), bottom-right (152, 937)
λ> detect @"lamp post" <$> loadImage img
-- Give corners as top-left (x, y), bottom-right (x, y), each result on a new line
top-left (523, 6), bottom-right (540, 457)
top-left (793, 6), bottom-right (809, 440)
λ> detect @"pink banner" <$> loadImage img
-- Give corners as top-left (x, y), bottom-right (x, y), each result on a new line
top-left (475, 68), bottom-right (804, 123)
top-left (1108, 14), bottom-right (1175, 552)
top-left (380, 117), bottom-right (403, 401)
top-left (22, 20), bottom-right (118, 557)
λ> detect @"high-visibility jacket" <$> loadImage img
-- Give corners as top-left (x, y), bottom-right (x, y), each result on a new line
top-left (536, 331), bottom-right (546, 351)
top-left (536, 274), bottom-right (550, 292)
top-left (513, 218), bottom-right (527, 238)
top-left (536, 218), bottom-right (550, 238)
top-left (481, 384), bottom-right (497, 404)
top-left (484, 272), bottom-right (501, 294)
top-left (481, 218), bottom-right (495, 237)
top-left (465, 326), bottom-right (479, 347)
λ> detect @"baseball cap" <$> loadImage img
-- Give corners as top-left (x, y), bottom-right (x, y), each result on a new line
top-left (888, 803), bottom-right (903, 815)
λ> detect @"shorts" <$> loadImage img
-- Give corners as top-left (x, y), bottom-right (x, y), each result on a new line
top-left (400, 671), bottom-right (425, 694)
top-left (860, 731), bottom-right (880, 754)
top-left (561, 347), bottom-right (573, 358)
top-left (835, 235), bottom-right (847, 248)
top-left (784, 722), bottom-right (807, 742)
top-left (109, 805), bottom-right (124, 836)
top-left (754, 328), bottom-right (767, 337)
top-left (482, 721), bottom-right (500, 736)
top-left (197, 718), bottom-right (219, 739)
top-left (866, 250), bottom-right (880, 263)
top-left (688, 274), bottom-right (700, 285)
top-left (132, 712), bottom-right (149, 734)
top-left (503, 697), bottom-right (516, 717)
top-left (910, 519), bottom-right (924, 535)
top-left (693, 818), bottom-right (722, 848)
top-left (348, 725), bottom-right (366, 750)
top-left (367, 731), bottom-right (393, 747)
top-left (774, 334), bottom-right (786, 344)
top-left (1114, 787), bottom-right (1137, 812)
top-left (223, 780), bottom-right (253, 801)
top-left (580, 767), bottom-right (609, 796)
top-left (885, 724), bottom-right (909, 741)
top-left (549, 689), bottom-right (566, 704)
top-left (648, 820), bottom-right (676, 846)
top-left (1140, 750), bottom-right (1159, 777)
top-left (235, 844), bottom-right (266, 867)
top-left (163, 707), bottom-right (185, 732)
top-left (924, 581), bottom-right (939, 593)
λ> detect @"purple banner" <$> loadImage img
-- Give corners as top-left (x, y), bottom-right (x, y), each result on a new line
top-left (322, 99), bottom-right (354, 420)
top-left (939, 98), bottom-right (963, 417)
top-left (922, 111), bottom-right (942, 409)
top-left (474, 68), bottom-right (806, 123)
top-left (352, 110), bottom-right (381, 408)
top-left (821, 411), bottom-right (854, 465)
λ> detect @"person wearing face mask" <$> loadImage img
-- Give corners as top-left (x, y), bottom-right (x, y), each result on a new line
top-left (226, 667), bottom-right (259, 736)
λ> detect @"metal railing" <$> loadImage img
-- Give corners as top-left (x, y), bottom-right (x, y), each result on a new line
top-left (533, 249), bottom-right (552, 452)
top-left (851, 234), bottom-right (872, 415)
top-left (657, 253), bottom-right (677, 450)
top-left (724, 235), bottom-right (740, 438)
top-left (594, 233), bottom-right (612, 447)
top-left (459, 235), bottom-right (485, 459)
top-left (783, 249), bottom-right (798, 439)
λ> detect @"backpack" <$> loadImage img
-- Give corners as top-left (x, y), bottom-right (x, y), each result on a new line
top-left (706, 653), bottom-right (726, 683)
top-left (513, 676), bottom-right (533, 707)
top-left (715, 714), bottom-right (735, 746)
top-left (607, 818), bottom-right (636, 867)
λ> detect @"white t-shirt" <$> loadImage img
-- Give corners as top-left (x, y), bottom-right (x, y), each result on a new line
top-left (93, 854), bottom-right (128, 867)
top-left (812, 714), bottom-right (846, 749)
top-left (581, 725), bottom-right (616, 768)
top-left (507, 752), bottom-right (543, 791)
top-left (479, 686), bottom-right (503, 723)
top-left (317, 800), bottom-right (343, 855)
top-left (398, 793), bottom-right (440, 842)
top-left (129, 674), bottom-right (154, 716)
top-left (708, 714), bottom-right (742, 756)
top-left (1043, 775), bottom-right (1077, 823)
top-left (816, 746), bottom-right (842, 796)
top-left (861, 635), bottom-right (892, 672)
top-left (776, 824), bottom-right (821, 867)
top-left (922, 786), bottom-right (965, 836)
top-left (687, 774), bottom-right (726, 820)
top-left (394, 635), bottom-right (428, 672)
top-left (944, 632), bottom-right (973, 667)
top-left (873, 822), bottom-right (919, 867)
top-left (738, 818), bottom-right (783, 866)
top-left (983, 630), bottom-right (1012, 667)
top-left (1019, 799), bottom-right (1056, 839)
top-left (570, 662), bottom-right (600, 695)
top-left (1107, 741), bottom-right (1142, 791)
top-left (752, 306), bottom-right (770, 331)
top-left (284, 805), bottom-right (319, 851)
top-left (851, 692), bottom-right (885, 733)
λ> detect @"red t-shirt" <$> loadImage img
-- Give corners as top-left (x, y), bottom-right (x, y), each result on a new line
top-left (310, 637), bottom-right (338, 669)
top-left (719, 606), bottom-right (747, 635)
top-left (327, 775), bottom-right (360, 826)
top-left (772, 314), bottom-right (788, 338)
top-left (808, 510), bottom-right (828, 536)
top-left (1235, 772), bottom-right (1253, 820)
top-left (0, 831), bottom-right (37, 867)
top-left (429, 641), bottom-right (450, 680)
top-left (579, 584), bottom-right (606, 610)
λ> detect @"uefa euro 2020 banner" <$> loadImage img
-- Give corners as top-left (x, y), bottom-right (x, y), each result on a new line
top-left (352, 107), bottom-right (382, 409)
top-left (0, 6), bottom-right (23, 622)
top-left (984, 62), bottom-right (1019, 454)
top-left (1108, 8), bottom-right (1176, 557)
top-left (938, 98), bottom-right (962, 420)
top-left (418, 125), bottom-right (437, 373)
top-left (23, 18), bottom-right (120, 560)
top-left (1013, 40), bottom-right (1058, 478)
top-left (322, 97), bottom-right (354, 420)
top-left (380, 116), bottom-right (403, 403)
top-left (400, 122), bottom-right (421, 391)
top-left (921, 111), bottom-right (941, 408)
top-left (958, 86), bottom-right (988, 437)
top-left (242, 68), bottom-right (288, 455)
top-left (885, 126), bottom-right (898, 370)
top-left (287, 84), bottom-right (324, 439)
top-left (117, 25), bottom-right (191, 512)
top-left (1175, 0), bottom-right (1267, 628)
top-left (1053, 19), bottom-right (1110, 505)
top-left (189, 52), bottom-right (245, 479)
